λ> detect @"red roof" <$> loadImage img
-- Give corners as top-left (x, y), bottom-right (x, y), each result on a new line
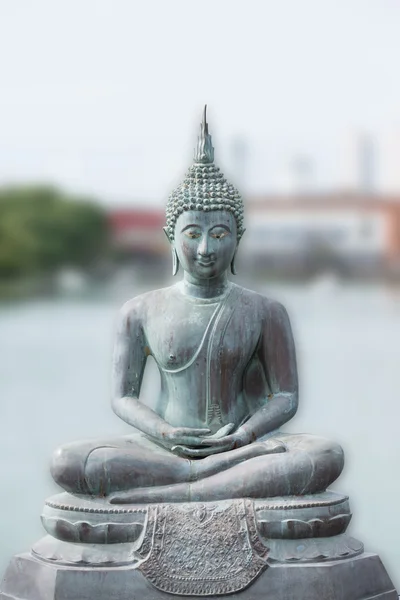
top-left (109, 209), bottom-right (164, 232)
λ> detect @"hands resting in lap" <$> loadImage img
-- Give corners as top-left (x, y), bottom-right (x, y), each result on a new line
top-left (160, 423), bottom-right (286, 459)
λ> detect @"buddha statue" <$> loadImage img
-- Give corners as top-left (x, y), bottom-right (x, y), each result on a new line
top-left (2, 107), bottom-right (397, 600)
top-left (50, 106), bottom-right (344, 504)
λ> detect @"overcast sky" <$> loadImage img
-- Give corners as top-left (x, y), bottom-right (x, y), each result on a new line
top-left (1, 0), bottom-right (400, 204)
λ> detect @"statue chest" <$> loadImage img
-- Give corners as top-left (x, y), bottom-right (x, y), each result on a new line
top-left (145, 300), bottom-right (259, 374)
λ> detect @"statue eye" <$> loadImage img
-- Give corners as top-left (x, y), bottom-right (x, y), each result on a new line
top-left (184, 230), bottom-right (201, 239)
top-left (210, 231), bottom-right (228, 240)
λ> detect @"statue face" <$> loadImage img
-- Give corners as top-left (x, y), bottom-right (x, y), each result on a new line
top-left (174, 210), bottom-right (238, 280)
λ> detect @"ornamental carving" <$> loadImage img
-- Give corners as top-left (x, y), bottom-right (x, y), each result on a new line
top-left (138, 499), bottom-right (268, 596)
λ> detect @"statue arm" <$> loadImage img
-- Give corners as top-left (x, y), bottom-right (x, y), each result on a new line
top-left (111, 301), bottom-right (171, 438)
top-left (112, 302), bottom-right (210, 445)
top-left (237, 300), bottom-right (299, 442)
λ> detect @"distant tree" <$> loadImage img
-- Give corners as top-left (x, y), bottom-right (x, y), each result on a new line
top-left (0, 185), bottom-right (110, 279)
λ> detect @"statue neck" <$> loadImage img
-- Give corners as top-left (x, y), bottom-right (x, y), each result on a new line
top-left (181, 272), bottom-right (231, 300)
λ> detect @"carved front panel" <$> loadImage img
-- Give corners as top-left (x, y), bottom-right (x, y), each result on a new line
top-left (139, 499), bottom-right (268, 596)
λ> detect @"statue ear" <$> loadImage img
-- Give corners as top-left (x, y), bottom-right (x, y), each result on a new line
top-left (231, 249), bottom-right (238, 275)
top-left (163, 227), bottom-right (180, 276)
top-left (231, 229), bottom-right (245, 275)
top-left (172, 247), bottom-right (180, 276)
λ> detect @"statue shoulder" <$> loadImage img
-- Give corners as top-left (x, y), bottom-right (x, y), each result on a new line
top-left (235, 287), bottom-right (295, 350)
top-left (234, 285), bottom-right (289, 320)
top-left (118, 285), bottom-right (175, 325)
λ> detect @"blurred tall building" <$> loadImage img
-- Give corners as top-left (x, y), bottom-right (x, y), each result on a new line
top-left (379, 130), bottom-right (400, 194)
top-left (358, 134), bottom-right (376, 194)
top-left (275, 154), bottom-right (315, 196)
top-left (290, 155), bottom-right (315, 195)
top-left (341, 132), bottom-right (377, 194)
top-left (230, 137), bottom-right (248, 192)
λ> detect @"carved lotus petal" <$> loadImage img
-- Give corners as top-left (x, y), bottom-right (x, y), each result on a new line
top-left (303, 539), bottom-right (326, 561)
top-left (78, 521), bottom-right (106, 543)
top-left (315, 537), bottom-right (335, 559)
top-left (285, 518), bottom-right (315, 539)
top-left (334, 538), bottom-right (351, 557)
top-left (324, 513), bottom-right (352, 536)
top-left (306, 518), bottom-right (325, 537)
top-left (347, 536), bottom-right (364, 553)
top-left (106, 522), bottom-right (144, 544)
top-left (41, 515), bottom-right (145, 545)
top-left (259, 519), bottom-right (314, 539)
top-left (53, 518), bottom-right (80, 543)
top-left (258, 511), bottom-right (352, 540)
top-left (266, 533), bottom-right (364, 564)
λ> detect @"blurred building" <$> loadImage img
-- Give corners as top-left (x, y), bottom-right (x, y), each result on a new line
top-left (109, 208), bottom-right (165, 256)
top-left (246, 193), bottom-right (400, 278)
top-left (109, 193), bottom-right (400, 280)
top-left (379, 130), bottom-right (400, 194)
top-left (341, 132), bottom-right (377, 195)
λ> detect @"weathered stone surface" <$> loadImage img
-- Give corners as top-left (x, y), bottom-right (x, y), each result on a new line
top-left (31, 532), bottom-right (365, 570)
top-left (31, 536), bottom-right (142, 567)
top-left (1, 552), bottom-right (397, 600)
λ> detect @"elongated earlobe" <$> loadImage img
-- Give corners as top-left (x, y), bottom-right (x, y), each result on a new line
top-left (231, 230), bottom-right (245, 275)
top-left (172, 247), bottom-right (179, 276)
top-left (230, 250), bottom-right (238, 275)
top-left (163, 227), bottom-right (179, 276)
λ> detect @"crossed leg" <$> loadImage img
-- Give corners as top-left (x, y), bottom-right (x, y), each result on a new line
top-left (51, 432), bottom-right (343, 502)
top-left (109, 433), bottom-right (344, 503)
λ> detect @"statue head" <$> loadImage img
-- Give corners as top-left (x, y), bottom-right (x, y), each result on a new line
top-left (164, 106), bottom-right (245, 277)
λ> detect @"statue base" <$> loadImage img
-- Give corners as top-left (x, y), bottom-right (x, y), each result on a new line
top-left (0, 551), bottom-right (397, 600)
top-left (0, 493), bottom-right (397, 599)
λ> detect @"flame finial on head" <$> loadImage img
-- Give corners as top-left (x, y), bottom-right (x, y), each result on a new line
top-left (194, 104), bottom-right (215, 164)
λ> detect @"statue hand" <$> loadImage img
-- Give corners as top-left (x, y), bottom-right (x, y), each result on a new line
top-left (171, 433), bottom-right (287, 459)
top-left (202, 430), bottom-right (251, 451)
top-left (163, 426), bottom-right (211, 448)
top-left (206, 423), bottom-right (235, 438)
top-left (171, 431), bottom-right (251, 458)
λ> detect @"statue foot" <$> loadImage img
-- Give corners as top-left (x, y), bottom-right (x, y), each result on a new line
top-left (109, 483), bottom-right (190, 504)
top-left (109, 440), bottom-right (288, 504)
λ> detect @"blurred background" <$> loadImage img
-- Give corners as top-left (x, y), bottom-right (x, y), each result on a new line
top-left (1, 0), bottom-right (400, 590)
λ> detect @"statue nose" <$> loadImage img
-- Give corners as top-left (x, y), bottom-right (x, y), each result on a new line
top-left (197, 236), bottom-right (211, 257)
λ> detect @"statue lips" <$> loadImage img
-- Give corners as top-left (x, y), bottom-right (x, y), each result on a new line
top-left (196, 256), bottom-right (216, 267)
top-left (197, 260), bottom-right (215, 267)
